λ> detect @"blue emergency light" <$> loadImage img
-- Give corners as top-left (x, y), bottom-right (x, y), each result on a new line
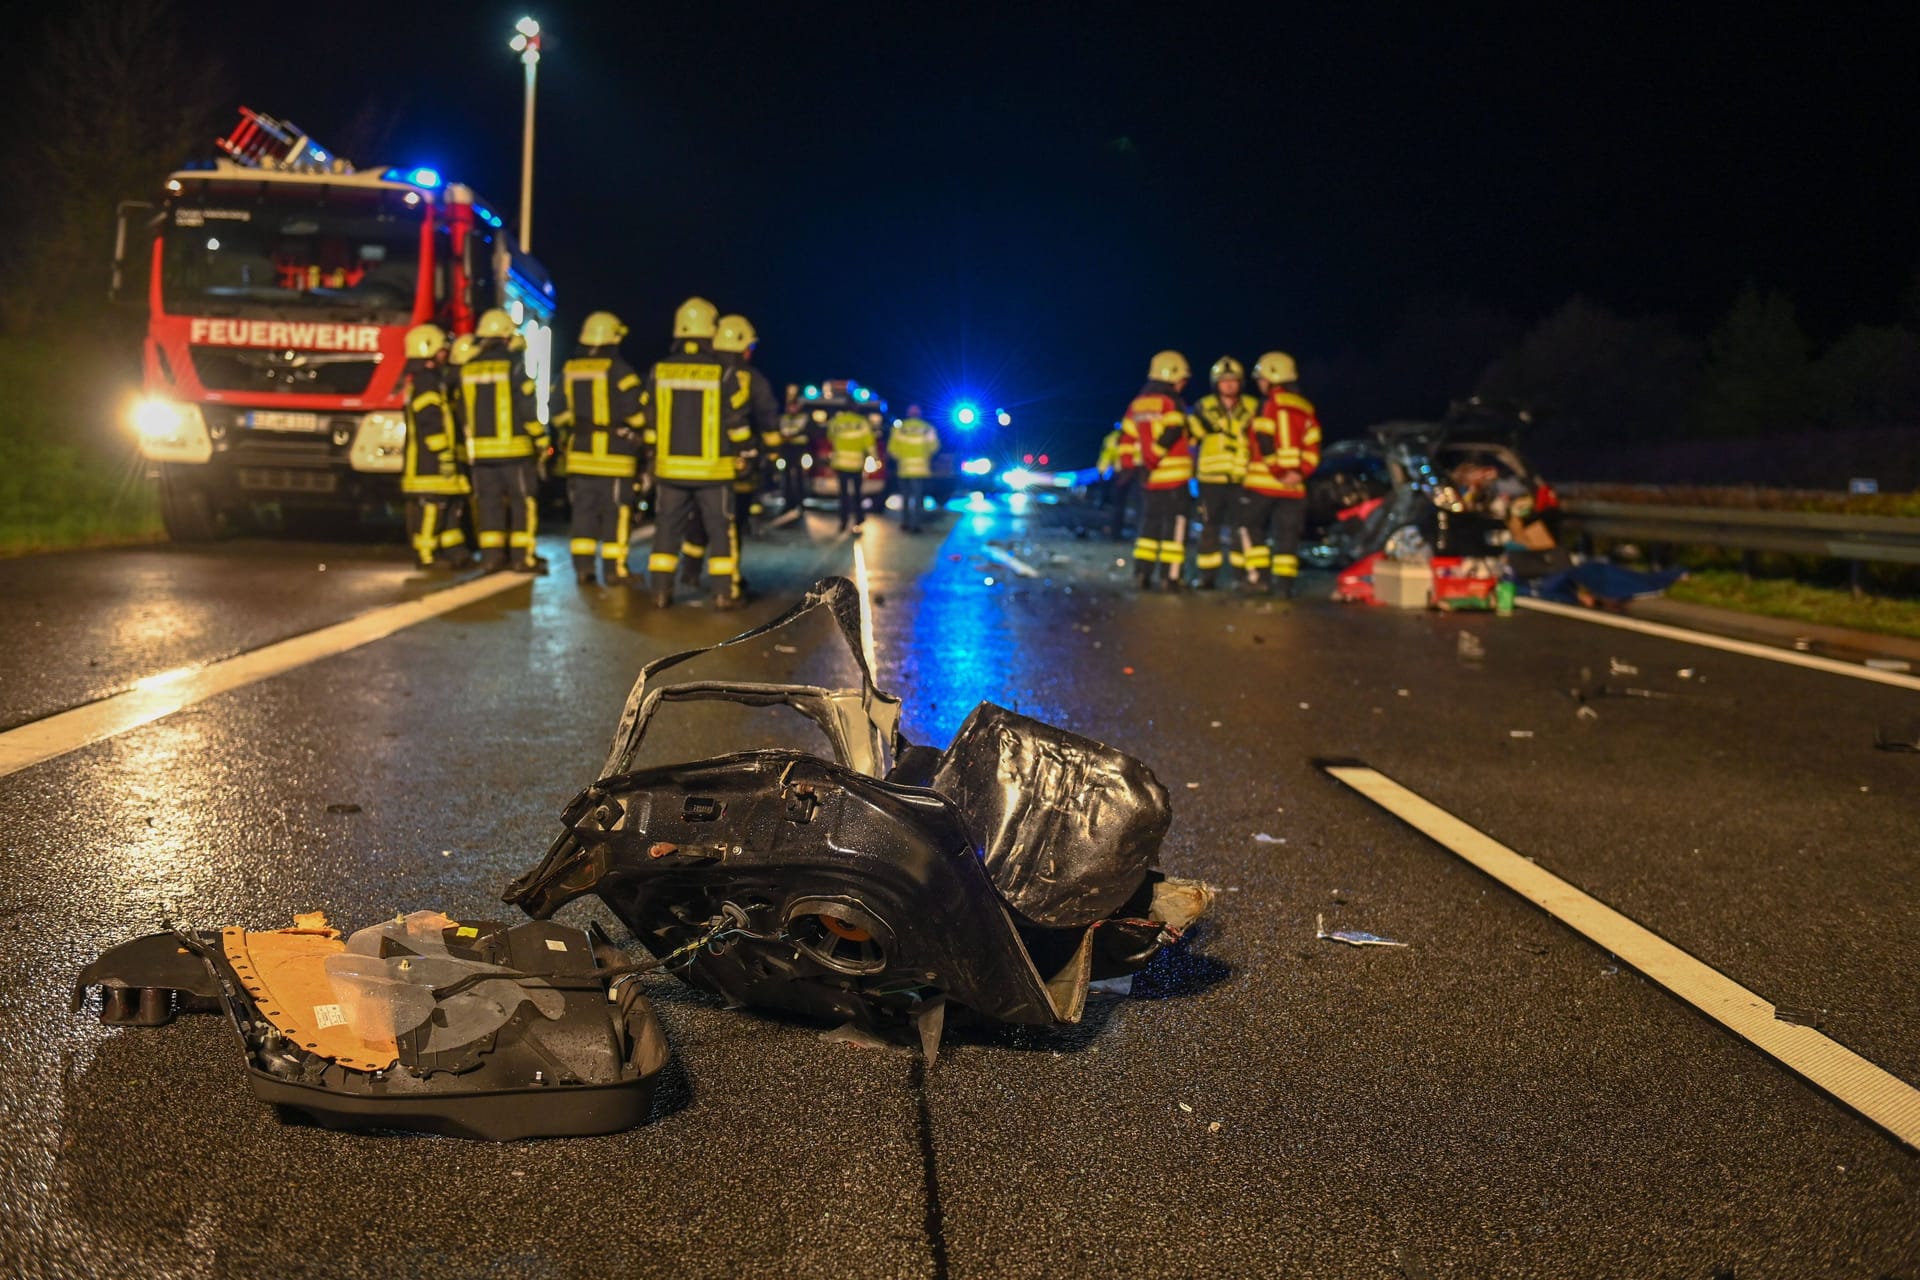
top-left (953, 404), bottom-right (979, 428)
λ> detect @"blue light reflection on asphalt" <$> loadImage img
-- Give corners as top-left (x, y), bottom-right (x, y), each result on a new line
top-left (894, 498), bottom-right (1069, 748)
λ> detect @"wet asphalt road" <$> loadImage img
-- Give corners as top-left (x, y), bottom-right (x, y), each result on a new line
top-left (1, 495), bottom-right (1916, 1279)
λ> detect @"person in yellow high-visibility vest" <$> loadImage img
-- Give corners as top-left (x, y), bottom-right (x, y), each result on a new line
top-left (1189, 355), bottom-right (1256, 588)
top-left (827, 408), bottom-right (876, 531)
top-left (887, 405), bottom-right (940, 532)
top-left (556, 311), bottom-right (645, 586)
top-left (398, 324), bottom-right (470, 570)
top-left (458, 308), bottom-right (547, 574)
top-left (1239, 350), bottom-right (1322, 597)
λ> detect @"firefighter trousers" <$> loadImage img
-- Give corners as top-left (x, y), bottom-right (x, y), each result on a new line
top-left (649, 483), bottom-right (736, 596)
top-left (899, 477), bottom-right (928, 530)
top-left (1236, 492), bottom-right (1307, 583)
top-left (405, 496), bottom-right (467, 567)
top-left (1195, 482), bottom-right (1238, 580)
top-left (835, 471), bottom-right (865, 528)
top-left (1107, 470), bottom-right (1140, 539)
top-left (1134, 486), bottom-right (1190, 570)
top-left (471, 460), bottom-right (539, 569)
top-left (568, 476), bottom-right (634, 581)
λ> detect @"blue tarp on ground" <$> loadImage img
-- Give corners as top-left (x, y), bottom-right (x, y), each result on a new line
top-left (1527, 562), bottom-right (1686, 605)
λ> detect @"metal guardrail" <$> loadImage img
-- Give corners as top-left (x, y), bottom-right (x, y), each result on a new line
top-left (1560, 500), bottom-right (1920, 567)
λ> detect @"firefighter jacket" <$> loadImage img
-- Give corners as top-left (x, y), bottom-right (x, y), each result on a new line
top-left (1244, 389), bottom-right (1322, 498)
top-left (1097, 428), bottom-right (1122, 475)
top-left (400, 361), bottom-right (468, 496)
top-left (1121, 380), bottom-right (1192, 490)
top-left (1191, 392), bottom-right (1255, 485)
top-left (828, 411), bottom-right (877, 473)
top-left (460, 339), bottom-right (545, 463)
top-left (887, 417), bottom-right (940, 479)
top-left (638, 338), bottom-right (754, 484)
top-left (731, 363), bottom-right (781, 493)
top-left (778, 410), bottom-right (812, 446)
top-left (558, 346), bottom-right (645, 478)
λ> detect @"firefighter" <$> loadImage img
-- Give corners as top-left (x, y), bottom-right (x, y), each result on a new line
top-left (459, 308), bottom-right (547, 573)
top-left (1107, 417), bottom-right (1143, 539)
top-left (887, 404), bottom-right (940, 532)
top-left (399, 324), bottom-right (469, 571)
top-left (1122, 350), bottom-right (1194, 590)
top-left (1189, 355), bottom-right (1256, 588)
top-left (715, 314), bottom-right (781, 560)
top-left (557, 311), bottom-right (645, 586)
top-left (827, 404), bottom-right (877, 531)
top-left (776, 385), bottom-right (811, 514)
top-left (1239, 350), bottom-right (1322, 596)
top-left (640, 297), bottom-right (755, 609)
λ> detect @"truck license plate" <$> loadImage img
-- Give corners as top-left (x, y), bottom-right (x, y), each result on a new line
top-left (247, 411), bottom-right (323, 432)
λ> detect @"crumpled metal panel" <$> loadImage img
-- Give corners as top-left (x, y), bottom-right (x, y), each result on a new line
top-left (929, 703), bottom-right (1172, 929)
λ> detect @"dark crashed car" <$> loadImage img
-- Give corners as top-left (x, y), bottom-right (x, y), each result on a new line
top-left (1304, 404), bottom-right (1562, 567)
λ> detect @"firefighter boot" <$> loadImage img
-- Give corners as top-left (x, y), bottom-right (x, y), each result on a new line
top-left (480, 549), bottom-right (509, 575)
top-left (713, 585), bottom-right (741, 612)
top-left (649, 573), bottom-right (674, 609)
top-left (1273, 575), bottom-right (1296, 599)
top-left (574, 554), bottom-right (598, 586)
top-left (1133, 562), bottom-right (1155, 591)
top-left (1161, 563), bottom-right (1185, 593)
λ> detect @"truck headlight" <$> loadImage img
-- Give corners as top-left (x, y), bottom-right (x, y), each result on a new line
top-left (128, 397), bottom-right (212, 464)
top-left (349, 411), bottom-right (407, 472)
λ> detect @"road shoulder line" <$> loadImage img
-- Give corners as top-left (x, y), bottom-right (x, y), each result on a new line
top-left (1515, 596), bottom-right (1920, 691)
top-left (0, 572), bottom-right (528, 779)
top-left (1322, 760), bottom-right (1920, 1152)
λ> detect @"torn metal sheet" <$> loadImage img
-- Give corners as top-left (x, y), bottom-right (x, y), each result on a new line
top-left (506, 576), bottom-right (1213, 1054)
top-left (74, 912), bottom-right (668, 1140)
top-left (1315, 913), bottom-right (1409, 948)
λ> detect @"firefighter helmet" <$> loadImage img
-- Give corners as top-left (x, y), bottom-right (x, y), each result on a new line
top-left (1209, 355), bottom-right (1245, 385)
top-left (476, 308), bottom-right (516, 340)
top-left (1254, 351), bottom-right (1298, 385)
top-left (580, 311), bottom-right (628, 347)
top-left (404, 324), bottom-right (448, 360)
top-left (1148, 350), bottom-right (1191, 383)
top-left (448, 334), bottom-right (481, 365)
top-left (714, 313), bottom-right (758, 353)
top-left (673, 296), bottom-right (719, 339)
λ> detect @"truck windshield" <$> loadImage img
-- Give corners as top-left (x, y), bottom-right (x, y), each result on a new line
top-left (162, 187), bottom-right (423, 319)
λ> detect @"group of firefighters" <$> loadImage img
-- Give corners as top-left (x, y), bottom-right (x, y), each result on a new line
top-left (1102, 350), bottom-right (1323, 596)
top-left (396, 298), bottom-right (945, 609)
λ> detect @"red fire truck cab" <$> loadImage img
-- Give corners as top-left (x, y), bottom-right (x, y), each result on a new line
top-left (117, 109), bottom-right (556, 540)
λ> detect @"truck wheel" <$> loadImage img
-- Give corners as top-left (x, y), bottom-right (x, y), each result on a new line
top-left (158, 477), bottom-right (219, 542)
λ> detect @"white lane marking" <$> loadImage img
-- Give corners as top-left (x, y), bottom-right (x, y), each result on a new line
top-left (851, 540), bottom-right (879, 674)
top-left (0, 573), bottom-right (529, 779)
top-left (983, 546), bottom-right (1041, 579)
top-left (1324, 762), bottom-right (1920, 1151)
top-left (1516, 596), bottom-right (1920, 692)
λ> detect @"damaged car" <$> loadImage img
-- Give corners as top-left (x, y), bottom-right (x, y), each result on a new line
top-left (76, 578), bottom-right (1211, 1138)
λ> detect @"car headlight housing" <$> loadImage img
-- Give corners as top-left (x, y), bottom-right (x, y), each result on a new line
top-left (349, 411), bottom-right (408, 472)
top-left (129, 397), bottom-right (213, 464)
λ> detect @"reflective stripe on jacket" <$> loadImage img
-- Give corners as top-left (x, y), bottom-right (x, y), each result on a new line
top-left (639, 339), bottom-right (754, 484)
top-left (1244, 390), bottom-right (1322, 497)
top-left (560, 349), bottom-right (644, 478)
top-left (828, 412), bottom-right (876, 472)
top-left (401, 362), bottom-right (468, 495)
top-left (887, 419), bottom-right (940, 478)
top-left (459, 341), bottom-right (545, 462)
top-left (1122, 381), bottom-right (1192, 489)
top-left (1191, 393), bottom-right (1255, 484)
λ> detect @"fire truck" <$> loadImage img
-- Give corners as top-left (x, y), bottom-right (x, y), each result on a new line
top-left (114, 109), bottom-right (557, 540)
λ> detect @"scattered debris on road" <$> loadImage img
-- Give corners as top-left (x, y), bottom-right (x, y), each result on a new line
top-left (1253, 832), bottom-right (1285, 844)
top-left (1609, 657), bottom-right (1640, 676)
top-left (1509, 729), bottom-right (1535, 739)
top-left (324, 802), bottom-right (362, 814)
top-left (1457, 633), bottom-right (1486, 662)
top-left (74, 910), bottom-right (668, 1139)
top-left (1315, 913), bottom-right (1409, 948)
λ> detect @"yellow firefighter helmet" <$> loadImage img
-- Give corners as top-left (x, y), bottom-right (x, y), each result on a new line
top-left (714, 313), bottom-right (758, 353)
top-left (1148, 350), bottom-right (1191, 383)
top-left (1209, 355), bottom-right (1245, 385)
top-left (404, 324), bottom-right (448, 360)
top-left (1254, 351), bottom-right (1298, 385)
top-left (673, 296), bottom-right (719, 339)
top-left (448, 333), bottom-right (482, 365)
top-left (580, 311), bottom-right (628, 347)
top-left (475, 308), bottom-right (516, 340)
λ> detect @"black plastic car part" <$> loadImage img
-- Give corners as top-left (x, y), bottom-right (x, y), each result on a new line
top-left (506, 578), bottom-right (1212, 1052)
top-left (73, 913), bottom-right (668, 1140)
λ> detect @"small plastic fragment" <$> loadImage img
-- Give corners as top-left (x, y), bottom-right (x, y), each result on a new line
top-left (1316, 913), bottom-right (1408, 948)
top-left (1677, 668), bottom-right (1696, 679)
top-left (1178, 1101), bottom-right (1194, 1113)
top-left (1609, 657), bottom-right (1639, 676)
top-left (1207, 1121), bottom-right (1223, 1134)
top-left (1576, 705), bottom-right (1599, 720)
top-left (1509, 729), bottom-right (1535, 739)
top-left (774, 644), bottom-right (799, 654)
top-left (1122, 666), bottom-right (1135, 676)
top-left (1185, 782), bottom-right (1201, 790)
top-left (1252, 833), bottom-right (1284, 844)
top-left (1457, 633), bottom-right (1485, 661)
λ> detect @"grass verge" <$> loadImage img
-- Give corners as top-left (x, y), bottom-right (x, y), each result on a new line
top-left (1668, 570), bottom-right (1920, 643)
top-left (0, 334), bottom-right (162, 557)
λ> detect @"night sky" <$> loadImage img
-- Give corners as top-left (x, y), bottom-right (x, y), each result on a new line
top-left (174, 0), bottom-right (1917, 445)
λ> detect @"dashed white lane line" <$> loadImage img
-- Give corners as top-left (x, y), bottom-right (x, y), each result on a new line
top-left (1515, 596), bottom-right (1920, 692)
top-left (851, 541), bottom-right (880, 673)
top-left (0, 572), bottom-right (530, 779)
top-left (1324, 761), bottom-right (1920, 1152)
top-left (982, 546), bottom-right (1041, 578)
